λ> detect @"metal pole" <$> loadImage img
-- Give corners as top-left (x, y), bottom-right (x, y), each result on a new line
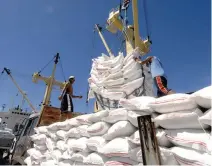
top-left (36, 53), bottom-right (60, 127)
top-left (95, 24), bottom-right (114, 57)
top-left (132, 0), bottom-right (140, 49)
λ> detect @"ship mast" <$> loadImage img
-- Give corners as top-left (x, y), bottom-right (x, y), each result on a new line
top-left (32, 53), bottom-right (66, 126)
top-left (106, 0), bottom-right (151, 56)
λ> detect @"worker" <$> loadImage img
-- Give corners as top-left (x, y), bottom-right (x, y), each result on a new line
top-left (58, 76), bottom-right (82, 112)
top-left (135, 56), bottom-right (175, 97)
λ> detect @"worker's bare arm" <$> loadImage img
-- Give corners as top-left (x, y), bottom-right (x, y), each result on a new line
top-left (68, 86), bottom-right (82, 99)
top-left (58, 82), bottom-right (69, 100)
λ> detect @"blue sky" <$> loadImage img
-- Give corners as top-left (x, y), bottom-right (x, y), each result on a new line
top-left (0, 0), bottom-right (210, 113)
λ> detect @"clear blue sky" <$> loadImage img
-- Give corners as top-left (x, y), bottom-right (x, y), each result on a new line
top-left (0, 0), bottom-right (210, 113)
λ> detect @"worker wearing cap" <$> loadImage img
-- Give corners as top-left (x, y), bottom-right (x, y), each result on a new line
top-left (135, 56), bottom-right (175, 97)
top-left (59, 76), bottom-right (82, 112)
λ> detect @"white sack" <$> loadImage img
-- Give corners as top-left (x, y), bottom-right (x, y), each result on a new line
top-left (104, 70), bottom-right (123, 81)
top-left (71, 137), bottom-right (91, 152)
top-left (86, 136), bottom-right (107, 152)
top-left (66, 138), bottom-right (77, 151)
top-left (47, 122), bottom-right (59, 131)
top-left (128, 129), bottom-right (172, 148)
top-left (129, 147), bottom-right (143, 162)
top-left (30, 134), bottom-right (46, 145)
top-left (56, 130), bottom-right (67, 140)
top-left (123, 47), bottom-right (140, 65)
top-left (58, 160), bottom-right (74, 166)
top-left (128, 130), bottom-right (140, 145)
top-left (24, 157), bottom-right (31, 166)
top-left (34, 126), bottom-right (48, 134)
top-left (66, 118), bottom-right (80, 127)
top-left (100, 90), bottom-right (124, 100)
top-left (71, 152), bottom-right (89, 162)
top-left (110, 63), bottom-right (123, 73)
top-left (103, 78), bottom-right (125, 87)
top-left (87, 122), bottom-right (110, 136)
top-left (84, 153), bottom-right (108, 166)
top-left (61, 150), bottom-right (73, 160)
top-left (191, 86), bottom-right (212, 108)
top-left (156, 129), bottom-right (173, 147)
top-left (171, 146), bottom-right (212, 166)
top-left (56, 140), bottom-right (68, 151)
top-left (159, 147), bottom-right (179, 165)
top-left (88, 109), bottom-right (109, 123)
top-left (165, 129), bottom-right (211, 153)
top-left (102, 108), bottom-right (128, 123)
top-left (122, 77), bottom-right (144, 96)
top-left (119, 96), bottom-right (155, 112)
top-left (77, 125), bottom-right (90, 137)
top-left (129, 146), bottom-right (179, 165)
top-left (100, 138), bottom-right (136, 157)
top-left (127, 111), bottom-right (150, 127)
top-left (57, 120), bottom-right (73, 131)
top-left (65, 128), bottom-right (80, 139)
top-left (34, 144), bottom-right (47, 151)
top-left (46, 137), bottom-right (56, 152)
top-left (51, 149), bottom-right (63, 162)
top-left (148, 93), bottom-right (197, 113)
top-left (104, 157), bottom-right (139, 166)
top-left (27, 148), bottom-right (46, 162)
top-left (199, 108), bottom-right (212, 126)
top-left (153, 108), bottom-right (209, 129)
top-left (103, 121), bottom-right (136, 140)
top-left (73, 161), bottom-right (84, 166)
top-left (41, 160), bottom-right (58, 166)
top-left (76, 114), bottom-right (93, 125)
top-left (124, 69), bottom-right (142, 84)
top-left (47, 130), bottom-right (59, 142)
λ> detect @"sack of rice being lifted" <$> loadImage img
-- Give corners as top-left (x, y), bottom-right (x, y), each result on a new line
top-left (153, 108), bottom-right (209, 129)
top-left (171, 146), bottom-right (212, 166)
top-left (199, 108), bottom-right (212, 126)
top-left (191, 85), bottom-right (212, 108)
top-left (148, 93), bottom-right (197, 113)
top-left (165, 129), bottom-right (211, 153)
top-left (103, 121), bottom-right (136, 140)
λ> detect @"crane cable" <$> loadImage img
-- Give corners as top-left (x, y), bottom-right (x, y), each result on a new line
top-left (143, 0), bottom-right (152, 43)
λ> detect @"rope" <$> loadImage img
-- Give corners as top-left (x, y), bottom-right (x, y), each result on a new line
top-left (143, 0), bottom-right (151, 38)
top-left (38, 56), bottom-right (55, 74)
top-left (58, 57), bottom-right (66, 82)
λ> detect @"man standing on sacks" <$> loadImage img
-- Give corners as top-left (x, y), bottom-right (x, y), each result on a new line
top-left (135, 56), bottom-right (175, 97)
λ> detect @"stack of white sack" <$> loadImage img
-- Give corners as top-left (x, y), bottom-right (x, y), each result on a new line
top-left (26, 108), bottom-right (175, 166)
top-left (146, 86), bottom-right (212, 165)
top-left (88, 48), bottom-right (154, 110)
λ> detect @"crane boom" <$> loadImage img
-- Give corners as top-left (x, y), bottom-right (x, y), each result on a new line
top-left (3, 68), bottom-right (36, 113)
